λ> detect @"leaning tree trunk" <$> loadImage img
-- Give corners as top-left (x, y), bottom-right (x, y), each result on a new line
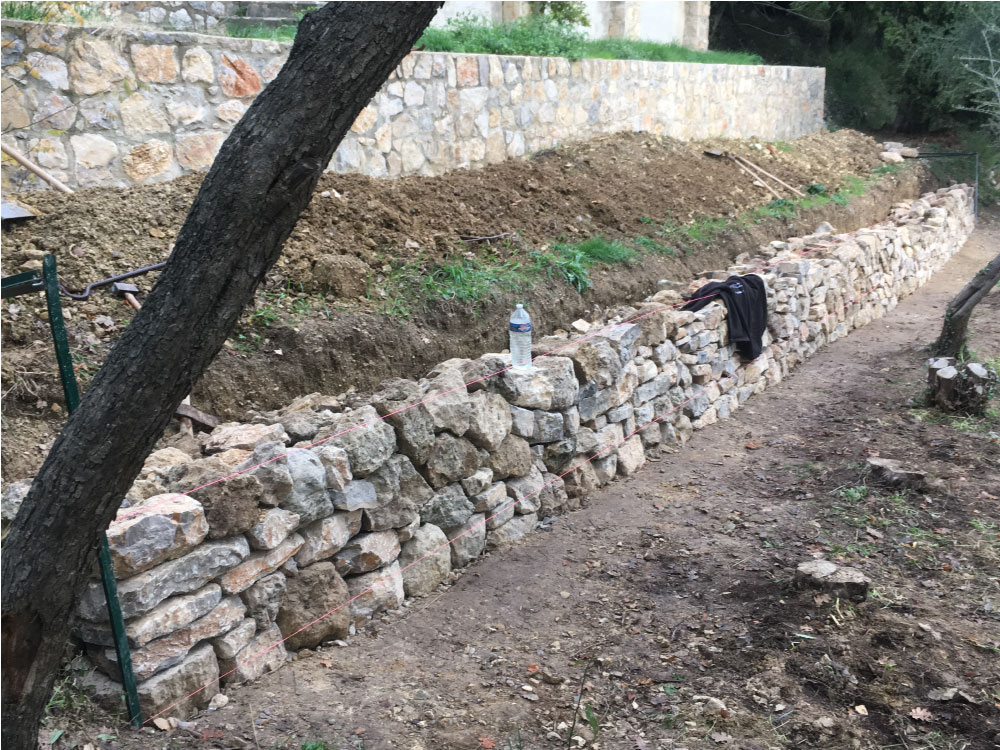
top-left (0, 3), bottom-right (441, 746)
top-left (933, 252), bottom-right (1000, 358)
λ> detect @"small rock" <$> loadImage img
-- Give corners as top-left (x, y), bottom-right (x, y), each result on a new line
top-left (796, 559), bottom-right (870, 601)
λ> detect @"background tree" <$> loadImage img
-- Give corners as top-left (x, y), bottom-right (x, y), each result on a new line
top-left (0, 3), bottom-right (441, 747)
top-left (933, 253), bottom-right (1000, 359)
top-left (710, 2), bottom-right (1000, 130)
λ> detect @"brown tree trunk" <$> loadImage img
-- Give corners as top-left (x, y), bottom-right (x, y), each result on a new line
top-left (0, 4), bottom-right (441, 746)
top-left (933, 252), bottom-right (1000, 358)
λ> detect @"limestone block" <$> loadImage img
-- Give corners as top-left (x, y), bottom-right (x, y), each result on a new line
top-left (399, 523), bottom-right (451, 597)
top-left (137, 643), bottom-right (219, 719)
top-left (295, 510), bottom-right (362, 566)
top-left (795, 559), bottom-right (870, 602)
top-left (96, 596), bottom-right (244, 681)
top-left (313, 405), bottom-right (396, 477)
top-left (276, 561), bottom-right (350, 650)
top-left (471, 481), bottom-right (507, 514)
top-left (420, 483), bottom-right (474, 529)
top-left (75, 584), bottom-right (222, 649)
top-left (79, 537), bottom-right (249, 621)
top-left (421, 367), bottom-right (472, 436)
top-left (181, 47), bottom-right (214, 83)
top-left (489, 433), bottom-right (534, 480)
top-left (345, 560), bottom-right (404, 625)
top-left (1, 77), bottom-right (30, 129)
top-left (236, 441), bottom-right (293, 507)
top-left (68, 37), bottom-right (130, 95)
top-left (216, 99), bottom-right (247, 123)
top-left (315, 445), bottom-right (352, 491)
top-left (131, 44), bottom-right (177, 83)
top-left (281, 449), bottom-right (333, 523)
top-left (241, 571), bottom-right (286, 630)
top-left (505, 465), bottom-right (544, 515)
top-left (219, 623), bottom-right (287, 685)
top-left (509, 404), bottom-right (535, 438)
top-left (363, 453), bottom-right (433, 531)
top-left (496, 356), bottom-right (578, 410)
top-left (123, 140), bottom-right (175, 182)
top-left (175, 131), bottom-right (224, 170)
top-left (218, 53), bottom-right (261, 97)
top-left (330, 479), bottom-right (377, 512)
top-left (212, 617), bottom-right (256, 660)
top-left (444, 513), bottom-right (486, 568)
top-left (217, 533), bottom-right (303, 595)
top-left (537, 473), bottom-right (568, 516)
top-left (204, 422), bottom-right (288, 454)
top-left (26, 51), bottom-right (69, 89)
top-left (460, 467), bottom-right (493, 496)
top-left (425, 433), bottom-right (480, 488)
top-left (71, 133), bottom-right (117, 168)
top-left (616, 436), bottom-right (646, 476)
top-left (246, 508), bottom-right (301, 551)
top-left (333, 530), bottom-right (400, 575)
top-left (466, 391), bottom-right (513, 451)
top-left (106, 494), bottom-right (208, 578)
top-left (542, 438), bottom-right (576, 473)
top-left (486, 513), bottom-right (538, 551)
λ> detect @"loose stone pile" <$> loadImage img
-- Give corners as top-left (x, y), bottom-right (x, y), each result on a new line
top-left (23, 185), bottom-right (972, 717)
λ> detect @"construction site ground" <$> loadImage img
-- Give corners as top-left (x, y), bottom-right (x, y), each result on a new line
top-left (40, 206), bottom-right (1000, 747)
top-left (1, 129), bottom-right (925, 482)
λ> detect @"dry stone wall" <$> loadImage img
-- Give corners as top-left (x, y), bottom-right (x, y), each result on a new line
top-left (1, 19), bottom-right (824, 190)
top-left (31, 184), bottom-right (971, 718)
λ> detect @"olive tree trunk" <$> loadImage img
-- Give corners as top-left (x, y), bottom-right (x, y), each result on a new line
top-left (933, 252), bottom-right (1000, 358)
top-left (0, 3), bottom-right (441, 747)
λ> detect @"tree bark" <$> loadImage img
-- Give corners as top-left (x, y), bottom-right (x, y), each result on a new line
top-left (1, 3), bottom-right (441, 746)
top-left (933, 252), bottom-right (1000, 358)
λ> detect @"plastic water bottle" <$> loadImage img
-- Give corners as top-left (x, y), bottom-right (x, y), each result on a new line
top-left (509, 304), bottom-right (532, 370)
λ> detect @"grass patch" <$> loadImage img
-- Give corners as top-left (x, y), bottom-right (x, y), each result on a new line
top-left (573, 36), bottom-right (762, 65)
top-left (224, 21), bottom-right (298, 42)
top-left (221, 12), bottom-right (760, 64)
top-left (1, 1), bottom-right (99, 23)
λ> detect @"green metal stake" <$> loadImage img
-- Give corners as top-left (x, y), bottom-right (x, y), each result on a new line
top-left (40, 255), bottom-right (144, 727)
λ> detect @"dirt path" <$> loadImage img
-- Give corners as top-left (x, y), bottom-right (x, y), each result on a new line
top-left (78, 217), bottom-right (999, 750)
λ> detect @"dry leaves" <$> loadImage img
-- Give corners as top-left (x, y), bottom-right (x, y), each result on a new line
top-left (910, 707), bottom-right (934, 722)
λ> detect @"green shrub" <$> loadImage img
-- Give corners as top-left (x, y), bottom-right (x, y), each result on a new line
top-left (418, 14), bottom-right (587, 59)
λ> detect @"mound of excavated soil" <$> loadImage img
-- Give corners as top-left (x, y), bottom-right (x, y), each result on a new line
top-left (3, 129), bottom-right (908, 482)
top-left (2, 130), bottom-right (880, 292)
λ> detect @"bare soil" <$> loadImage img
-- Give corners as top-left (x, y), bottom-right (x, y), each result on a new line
top-left (2, 130), bottom-right (927, 482)
top-left (53, 216), bottom-right (999, 750)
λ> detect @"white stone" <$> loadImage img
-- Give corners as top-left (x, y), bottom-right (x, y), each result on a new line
top-left (71, 133), bottom-right (117, 168)
top-left (399, 523), bottom-right (451, 596)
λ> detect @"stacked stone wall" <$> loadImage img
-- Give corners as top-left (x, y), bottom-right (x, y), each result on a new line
top-left (5, 185), bottom-right (968, 717)
top-left (1, 19), bottom-right (825, 190)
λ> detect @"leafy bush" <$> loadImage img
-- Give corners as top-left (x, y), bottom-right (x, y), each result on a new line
top-left (418, 14), bottom-right (587, 59)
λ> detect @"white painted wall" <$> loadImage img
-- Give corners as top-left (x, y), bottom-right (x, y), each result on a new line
top-left (635, 1), bottom-right (686, 44)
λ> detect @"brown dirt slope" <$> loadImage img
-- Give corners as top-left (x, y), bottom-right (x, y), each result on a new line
top-left (2, 130), bottom-right (880, 290)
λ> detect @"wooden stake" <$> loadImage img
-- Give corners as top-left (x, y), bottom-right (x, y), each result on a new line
top-left (1, 143), bottom-right (74, 194)
top-left (734, 154), bottom-right (805, 197)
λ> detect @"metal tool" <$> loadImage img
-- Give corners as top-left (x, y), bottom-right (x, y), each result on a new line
top-left (111, 281), bottom-right (142, 311)
top-left (59, 261), bottom-right (167, 301)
